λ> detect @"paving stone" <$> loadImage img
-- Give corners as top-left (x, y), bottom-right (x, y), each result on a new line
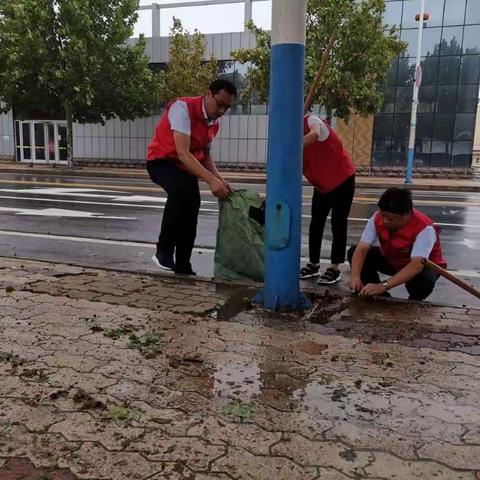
top-left (211, 447), bottom-right (318, 479)
top-left (418, 442), bottom-right (480, 470)
top-left (365, 451), bottom-right (476, 479)
top-left (1, 257), bottom-right (480, 479)
top-left (129, 432), bottom-right (225, 470)
top-left (187, 416), bottom-right (282, 455)
top-left (60, 443), bottom-right (158, 480)
top-left (272, 434), bottom-right (374, 476)
top-left (50, 411), bottom-right (144, 451)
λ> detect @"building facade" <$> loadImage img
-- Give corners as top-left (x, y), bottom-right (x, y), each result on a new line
top-left (0, 0), bottom-right (479, 175)
top-left (373, 0), bottom-right (480, 170)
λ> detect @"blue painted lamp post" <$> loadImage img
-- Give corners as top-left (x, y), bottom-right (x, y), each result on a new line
top-left (261, 0), bottom-right (308, 311)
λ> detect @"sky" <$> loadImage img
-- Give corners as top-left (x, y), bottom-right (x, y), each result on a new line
top-left (132, 0), bottom-right (272, 37)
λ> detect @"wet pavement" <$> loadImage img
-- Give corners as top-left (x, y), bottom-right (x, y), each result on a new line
top-left (1, 257), bottom-right (480, 479)
top-left (0, 172), bottom-right (479, 307)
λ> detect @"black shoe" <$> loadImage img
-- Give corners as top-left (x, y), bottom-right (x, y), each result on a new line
top-left (318, 267), bottom-right (341, 285)
top-left (300, 263), bottom-right (321, 279)
top-left (175, 267), bottom-right (197, 276)
top-left (152, 252), bottom-right (175, 272)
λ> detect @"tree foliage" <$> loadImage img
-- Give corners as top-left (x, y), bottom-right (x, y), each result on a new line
top-left (0, 0), bottom-right (160, 164)
top-left (232, 0), bottom-right (406, 120)
top-left (158, 18), bottom-right (218, 104)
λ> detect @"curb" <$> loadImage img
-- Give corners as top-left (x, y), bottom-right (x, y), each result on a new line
top-left (2, 254), bottom-right (475, 311)
top-left (1, 165), bottom-right (480, 192)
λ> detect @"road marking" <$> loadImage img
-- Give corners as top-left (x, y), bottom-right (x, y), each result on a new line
top-left (0, 207), bottom-right (135, 220)
top-left (0, 229), bottom-right (479, 280)
top-left (1, 180), bottom-right (480, 207)
top-left (0, 193), bottom-right (479, 228)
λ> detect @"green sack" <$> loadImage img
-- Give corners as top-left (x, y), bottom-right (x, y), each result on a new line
top-left (214, 189), bottom-right (264, 282)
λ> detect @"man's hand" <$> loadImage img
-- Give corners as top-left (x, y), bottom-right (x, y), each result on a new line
top-left (209, 177), bottom-right (230, 198)
top-left (222, 179), bottom-right (233, 194)
top-left (348, 276), bottom-right (364, 293)
top-left (359, 283), bottom-right (387, 297)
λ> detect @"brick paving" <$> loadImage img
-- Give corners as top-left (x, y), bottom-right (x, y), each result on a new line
top-left (1, 257), bottom-right (480, 479)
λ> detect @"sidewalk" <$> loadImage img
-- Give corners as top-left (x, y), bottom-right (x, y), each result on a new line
top-left (1, 162), bottom-right (479, 192)
top-left (1, 256), bottom-right (480, 479)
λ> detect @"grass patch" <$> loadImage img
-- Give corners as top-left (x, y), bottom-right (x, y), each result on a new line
top-left (223, 401), bottom-right (254, 422)
top-left (105, 405), bottom-right (142, 425)
top-left (128, 333), bottom-right (164, 359)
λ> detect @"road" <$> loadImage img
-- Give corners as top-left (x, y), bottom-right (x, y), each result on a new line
top-left (0, 171), bottom-right (479, 306)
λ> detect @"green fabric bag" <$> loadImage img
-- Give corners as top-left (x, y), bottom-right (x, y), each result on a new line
top-left (214, 189), bottom-right (265, 282)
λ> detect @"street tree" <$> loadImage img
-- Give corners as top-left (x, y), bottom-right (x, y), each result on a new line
top-left (158, 18), bottom-right (218, 104)
top-left (232, 0), bottom-right (405, 120)
top-left (0, 0), bottom-right (159, 167)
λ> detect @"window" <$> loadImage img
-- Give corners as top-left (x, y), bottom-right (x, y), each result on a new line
top-left (440, 27), bottom-right (463, 55)
top-left (433, 114), bottom-right (455, 141)
top-left (422, 27), bottom-right (442, 56)
top-left (395, 86), bottom-right (413, 112)
top-left (444, 0), bottom-right (466, 26)
top-left (454, 113), bottom-right (476, 140)
top-left (465, 0), bottom-right (480, 25)
top-left (393, 113), bottom-right (410, 139)
top-left (384, 1), bottom-right (403, 28)
top-left (435, 85), bottom-right (458, 113)
top-left (460, 55), bottom-right (480, 83)
top-left (418, 85), bottom-right (437, 112)
top-left (452, 141), bottom-right (473, 166)
top-left (422, 0), bottom-right (446, 28)
top-left (463, 25), bottom-right (480, 54)
top-left (416, 113), bottom-right (435, 140)
top-left (437, 56), bottom-right (460, 84)
top-left (373, 114), bottom-right (394, 139)
top-left (380, 87), bottom-right (396, 113)
top-left (397, 57), bottom-right (416, 85)
top-left (456, 84), bottom-right (478, 112)
top-left (421, 56), bottom-right (440, 84)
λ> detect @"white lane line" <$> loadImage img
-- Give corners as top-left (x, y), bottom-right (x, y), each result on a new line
top-left (0, 207), bottom-right (135, 220)
top-left (1, 195), bottom-right (480, 228)
top-left (0, 195), bottom-right (220, 213)
top-left (0, 229), bottom-right (479, 280)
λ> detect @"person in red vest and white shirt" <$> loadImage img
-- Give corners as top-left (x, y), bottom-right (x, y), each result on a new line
top-left (300, 114), bottom-right (356, 284)
top-left (348, 187), bottom-right (446, 300)
top-left (146, 79), bottom-right (236, 275)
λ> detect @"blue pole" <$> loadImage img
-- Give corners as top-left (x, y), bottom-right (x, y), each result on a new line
top-left (262, 0), bottom-right (308, 311)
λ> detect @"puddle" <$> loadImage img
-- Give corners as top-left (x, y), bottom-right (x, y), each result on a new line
top-left (214, 285), bottom-right (257, 321)
top-left (0, 457), bottom-right (76, 479)
top-left (215, 287), bottom-right (479, 353)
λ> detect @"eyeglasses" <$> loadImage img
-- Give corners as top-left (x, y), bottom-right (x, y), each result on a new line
top-left (212, 95), bottom-right (232, 111)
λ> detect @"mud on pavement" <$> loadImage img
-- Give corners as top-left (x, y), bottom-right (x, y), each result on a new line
top-left (1, 257), bottom-right (480, 479)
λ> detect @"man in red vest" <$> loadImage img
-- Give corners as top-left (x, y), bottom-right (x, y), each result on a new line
top-left (348, 187), bottom-right (446, 300)
top-left (146, 79), bottom-right (237, 275)
top-left (300, 114), bottom-right (356, 284)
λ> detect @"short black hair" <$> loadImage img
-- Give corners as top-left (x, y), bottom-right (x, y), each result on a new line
top-left (378, 187), bottom-right (413, 215)
top-left (209, 79), bottom-right (237, 97)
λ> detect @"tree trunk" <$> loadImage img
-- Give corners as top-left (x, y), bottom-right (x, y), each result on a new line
top-left (65, 103), bottom-right (74, 169)
top-left (304, 32), bottom-right (337, 114)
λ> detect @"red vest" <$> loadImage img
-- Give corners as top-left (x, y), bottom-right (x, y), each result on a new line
top-left (303, 116), bottom-right (355, 193)
top-left (374, 209), bottom-right (447, 270)
top-left (147, 96), bottom-right (220, 166)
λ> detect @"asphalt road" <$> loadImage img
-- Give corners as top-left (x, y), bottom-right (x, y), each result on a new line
top-left (0, 171), bottom-right (479, 307)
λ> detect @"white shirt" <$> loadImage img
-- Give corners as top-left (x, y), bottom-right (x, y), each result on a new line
top-left (360, 213), bottom-right (437, 259)
top-left (168, 98), bottom-right (217, 137)
top-left (307, 114), bottom-right (330, 142)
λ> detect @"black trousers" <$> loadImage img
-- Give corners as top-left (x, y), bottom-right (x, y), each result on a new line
top-left (309, 175), bottom-right (355, 265)
top-left (347, 245), bottom-right (440, 301)
top-left (146, 159), bottom-right (200, 270)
